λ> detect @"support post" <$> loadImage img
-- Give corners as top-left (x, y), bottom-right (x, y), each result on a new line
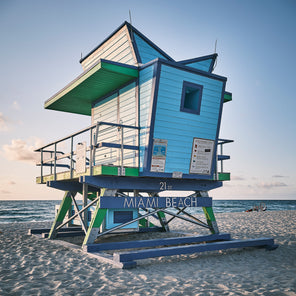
top-left (82, 189), bottom-right (116, 245)
top-left (70, 136), bottom-right (73, 179)
top-left (82, 183), bottom-right (88, 228)
top-left (48, 191), bottom-right (76, 239)
top-left (203, 207), bottom-right (219, 234)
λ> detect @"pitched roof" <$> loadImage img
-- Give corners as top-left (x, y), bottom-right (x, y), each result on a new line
top-left (79, 21), bottom-right (174, 68)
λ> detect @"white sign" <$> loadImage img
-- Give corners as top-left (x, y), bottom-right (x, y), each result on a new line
top-left (189, 138), bottom-right (214, 175)
top-left (151, 139), bottom-right (167, 172)
top-left (76, 142), bottom-right (86, 174)
top-left (172, 171), bottom-right (183, 179)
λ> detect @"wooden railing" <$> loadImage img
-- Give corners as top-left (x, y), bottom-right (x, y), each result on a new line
top-left (35, 121), bottom-right (140, 183)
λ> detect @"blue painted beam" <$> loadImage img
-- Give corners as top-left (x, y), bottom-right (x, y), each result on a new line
top-left (47, 181), bottom-right (99, 192)
top-left (42, 231), bottom-right (85, 238)
top-left (97, 142), bottom-right (138, 150)
top-left (81, 175), bottom-right (222, 191)
top-left (99, 195), bottom-right (212, 209)
top-left (218, 155), bottom-right (230, 161)
top-left (113, 238), bottom-right (277, 262)
top-left (84, 233), bottom-right (231, 252)
top-left (28, 227), bottom-right (82, 235)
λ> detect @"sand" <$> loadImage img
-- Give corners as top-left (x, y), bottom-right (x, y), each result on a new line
top-left (0, 210), bottom-right (295, 295)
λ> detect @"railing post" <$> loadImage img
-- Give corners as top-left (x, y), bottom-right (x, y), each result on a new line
top-left (54, 143), bottom-right (57, 181)
top-left (82, 183), bottom-right (88, 228)
top-left (90, 127), bottom-right (93, 176)
top-left (50, 152), bottom-right (53, 175)
top-left (40, 149), bottom-right (43, 184)
top-left (121, 125), bottom-right (124, 175)
top-left (70, 136), bottom-right (73, 179)
top-left (220, 143), bottom-right (223, 173)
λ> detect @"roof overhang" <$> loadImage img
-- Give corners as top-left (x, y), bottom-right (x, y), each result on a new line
top-left (44, 59), bottom-right (139, 115)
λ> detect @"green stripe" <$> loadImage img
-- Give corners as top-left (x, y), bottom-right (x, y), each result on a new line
top-left (223, 92), bottom-right (232, 103)
top-left (48, 191), bottom-right (72, 239)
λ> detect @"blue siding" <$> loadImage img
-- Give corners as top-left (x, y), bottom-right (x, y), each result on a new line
top-left (134, 33), bottom-right (169, 64)
top-left (184, 59), bottom-right (213, 72)
top-left (153, 64), bottom-right (223, 174)
top-left (139, 65), bottom-right (155, 171)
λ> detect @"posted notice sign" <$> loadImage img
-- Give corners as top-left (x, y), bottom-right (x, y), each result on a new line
top-left (76, 142), bottom-right (86, 174)
top-left (151, 139), bottom-right (167, 172)
top-left (190, 138), bottom-right (214, 175)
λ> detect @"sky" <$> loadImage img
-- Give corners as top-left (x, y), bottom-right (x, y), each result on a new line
top-left (0, 0), bottom-right (295, 200)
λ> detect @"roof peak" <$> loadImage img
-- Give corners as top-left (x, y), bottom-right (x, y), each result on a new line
top-left (79, 21), bottom-right (174, 65)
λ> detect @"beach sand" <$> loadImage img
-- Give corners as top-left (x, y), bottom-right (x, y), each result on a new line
top-left (0, 210), bottom-right (295, 295)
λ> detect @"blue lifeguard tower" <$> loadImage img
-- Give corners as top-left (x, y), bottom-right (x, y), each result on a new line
top-left (31, 22), bottom-right (277, 268)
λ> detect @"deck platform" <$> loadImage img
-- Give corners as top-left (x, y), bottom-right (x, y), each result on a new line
top-left (28, 229), bottom-right (278, 269)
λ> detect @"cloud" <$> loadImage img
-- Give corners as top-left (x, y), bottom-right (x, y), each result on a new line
top-left (231, 175), bottom-right (245, 181)
top-left (272, 175), bottom-right (287, 178)
top-left (1, 137), bottom-right (44, 164)
top-left (12, 101), bottom-right (20, 110)
top-left (255, 182), bottom-right (287, 189)
top-left (0, 112), bottom-right (9, 131)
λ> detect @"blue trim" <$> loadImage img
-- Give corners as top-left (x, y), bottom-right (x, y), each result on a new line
top-left (99, 195), bottom-right (212, 209)
top-left (218, 155), bottom-right (230, 161)
top-left (209, 56), bottom-right (217, 73)
top-left (179, 54), bottom-right (217, 73)
top-left (179, 54), bottom-right (218, 65)
top-left (81, 175), bottom-right (223, 191)
top-left (126, 23), bottom-right (142, 64)
top-left (143, 62), bottom-right (162, 174)
top-left (180, 81), bottom-right (203, 115)
top-left (85, 233), bottom-right (231, 252)
top-left (97, 142), bottom-right (138, 150)
top-left (114, 238), bottom-right (277, 263)
top-left (140, 58), bottom-right (227, 82)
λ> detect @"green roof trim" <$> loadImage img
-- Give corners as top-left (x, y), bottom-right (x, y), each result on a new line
top-left (44, 59), bottom-right (139, 115)
top-left (223, 91), bottom-right (232, 103)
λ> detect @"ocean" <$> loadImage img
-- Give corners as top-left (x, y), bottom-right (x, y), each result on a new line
top-left (0, 199), bottom-right (295, 224)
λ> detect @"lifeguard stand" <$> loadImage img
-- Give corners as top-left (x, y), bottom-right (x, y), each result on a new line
top-left (31, 22), bottom-right (277, 268)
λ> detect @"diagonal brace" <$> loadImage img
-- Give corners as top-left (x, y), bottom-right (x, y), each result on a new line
top-left (161, 209), bottom-right (210, 229)
top-left (56, 196), bottom-right (100, 231)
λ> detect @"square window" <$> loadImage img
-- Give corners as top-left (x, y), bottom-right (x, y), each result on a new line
top-left (113, 210), bottom-right (133, 224)
top-left (180, 81), bottom-right (203, 115)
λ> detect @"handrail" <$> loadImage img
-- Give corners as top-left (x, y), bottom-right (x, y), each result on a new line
top-left (216, 138), bottom-right (233, 179)
top-left (37, 121), bottom-right (140, 182)
top-left (218, 139), bottom-right (233, 145)
top-left (35, 121), bottom-right (140, 152)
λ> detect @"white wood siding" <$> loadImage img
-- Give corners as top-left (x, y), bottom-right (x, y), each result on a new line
top-left (92, 82), bottom-right (137, 167)
top-left (81, 26), bottom-right (137, 70)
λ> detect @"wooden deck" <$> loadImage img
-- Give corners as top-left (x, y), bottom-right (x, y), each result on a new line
top-left (36, 165), bottom-right (139, 184)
